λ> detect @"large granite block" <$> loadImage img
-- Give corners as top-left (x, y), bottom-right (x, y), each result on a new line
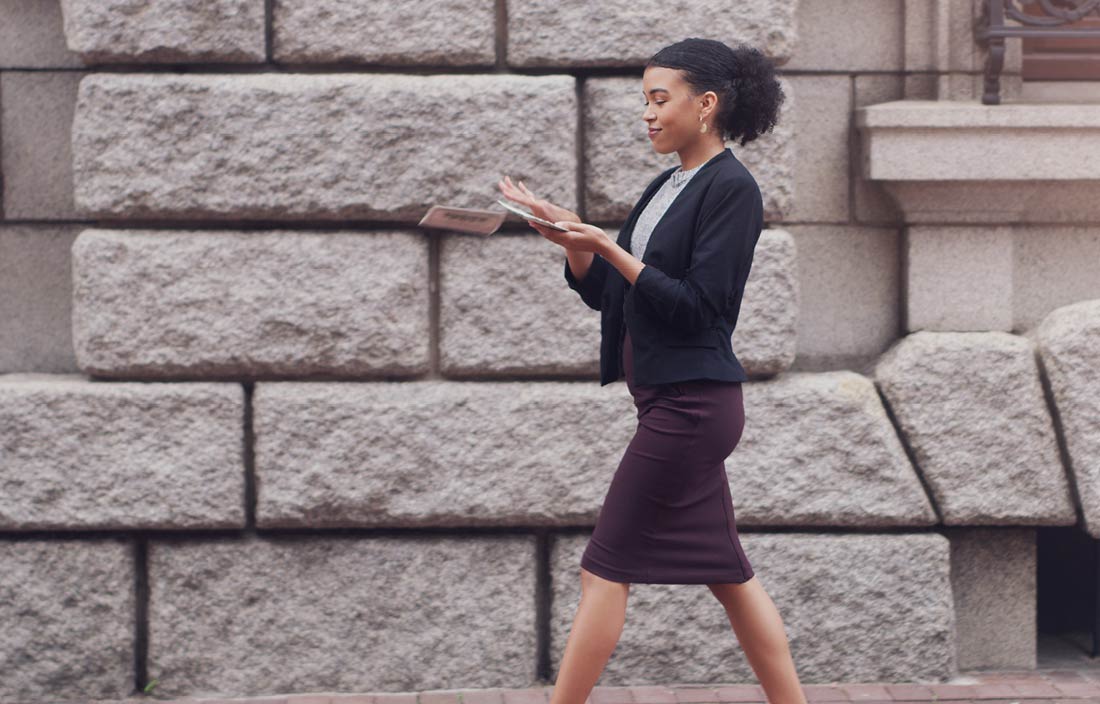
top-left (507, 0), bottom-right (798, 67)
top-left (0, 374), bottom-right (244, 529)
top-left (71, 73), bottom-right (577, 220)
top-left (1031, 299), bottom-right (1100, 538)
top-left (59, 0), bottom-right (265, 63)
top-left (254, 370), bottom-right (934, 529)
top-left (252, 380), bottom-right (635, 527)
top-left (735, 371), bottom-right (936, 527)
top-left (273, 0), bottom-right (496, 65)
top-left (874, 331), bottom-right (1076, 527)
top-left (147, 535), bottom-right (538, 696)
top-left (71, 229), bottom-right (430, 378)
top-left (0, 539), bottom-right (134, 702)
top-left (551, 531), bottom-right (954, 684)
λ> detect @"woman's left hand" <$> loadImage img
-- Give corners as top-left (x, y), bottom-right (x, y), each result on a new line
top-left (529, 220), bottom-right (613, 255)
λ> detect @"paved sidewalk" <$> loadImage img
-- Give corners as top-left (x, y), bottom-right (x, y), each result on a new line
top-left (84, 667), bottom-right (1100, 704)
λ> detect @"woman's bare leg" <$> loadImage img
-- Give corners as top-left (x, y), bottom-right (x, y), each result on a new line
top-left (549, 566), bottom-right (631, 704)
top-left (707, 575), bottom-right (807, 704)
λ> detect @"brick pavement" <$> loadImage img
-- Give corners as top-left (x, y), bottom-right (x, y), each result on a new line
top-left (80, 667), bottom-right (1100, 704)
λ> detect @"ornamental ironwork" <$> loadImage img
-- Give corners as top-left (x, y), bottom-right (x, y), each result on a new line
top-left (975, 0), bottom-right (1100, 104)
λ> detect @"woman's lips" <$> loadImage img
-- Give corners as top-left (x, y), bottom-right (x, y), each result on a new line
top-left (648, 128), bottom-right (661, 137)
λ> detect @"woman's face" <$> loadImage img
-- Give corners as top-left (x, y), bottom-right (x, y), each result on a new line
top-left (641, 66), bottom-right (713, 154)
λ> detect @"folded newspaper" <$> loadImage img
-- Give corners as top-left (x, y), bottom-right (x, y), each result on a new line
top-left (419, 199), bottom-right (570, 235)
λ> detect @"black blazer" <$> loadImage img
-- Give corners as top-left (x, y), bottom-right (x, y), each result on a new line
top-left (564, 147), bottom-right (764, 387)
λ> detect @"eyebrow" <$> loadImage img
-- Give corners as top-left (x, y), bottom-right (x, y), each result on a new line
top-left (642, 88), bottom-right (669, 96)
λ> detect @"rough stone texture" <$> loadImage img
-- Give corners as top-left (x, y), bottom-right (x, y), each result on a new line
top-left (582, 76), bottom-right (796, 223)
top-left (551, 531), bottom-right (954, 684)
top-left (147, 535), bottom-right (537, 696)
top-left (58, 0), bottom-right (265, 63)
top-left (274, 0), bottom-right (496, 65)
top-left (0, 225), bottom-right (81, 373)
top-left (1031, 299), bottom-right (1100, 539)
top-left (440, 232), bottom-right (600, 376)
top-left (507, 0), bottom-right (798, 67)
top-left (71, 229), bottom-right (430, 378)
top-left (1, 70), bottom-right (82, 219)
top-left (0, 374), bottom-right (244, 529)
top-left (439, 229), bottom-right (797, 379)
top-left (71, 73), bottom-right (577, 220)
top-left (252, 380), bottom-right (635, 527)
top-left (735, 371), bottom-right (936, 527)
top-left (730, 229), bottom-right (798, 377)
top-left (948, 528), bottom-right (1037, 670)
top-left (874, 331), bottom-right (1076, 527)
top-left (0, 539), bottom-right (134, 702)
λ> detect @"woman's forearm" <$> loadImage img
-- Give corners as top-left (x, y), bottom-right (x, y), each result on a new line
top-left (596, 238), bottom-right (645, 286)
top-left (565, 249), bottom-right (596, 282)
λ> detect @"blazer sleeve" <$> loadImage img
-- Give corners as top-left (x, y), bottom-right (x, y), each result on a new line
top-left (563, 253), bottom-right (608, 311)
top-left (631, 177), bottom-right (762, 333)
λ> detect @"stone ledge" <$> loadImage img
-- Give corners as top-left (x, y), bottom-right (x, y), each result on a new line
top-left (856, 100), bottom-right (1100, 223)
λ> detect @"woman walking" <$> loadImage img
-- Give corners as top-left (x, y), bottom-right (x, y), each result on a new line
top-left (498, 38), bottom-right (806, 704)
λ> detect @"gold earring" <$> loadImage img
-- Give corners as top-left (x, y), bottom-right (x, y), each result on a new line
top-left (699, 116), bottom-right (708, 134)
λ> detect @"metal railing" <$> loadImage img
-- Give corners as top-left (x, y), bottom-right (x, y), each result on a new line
top-left (975, 0), bottom-right (1100, 104)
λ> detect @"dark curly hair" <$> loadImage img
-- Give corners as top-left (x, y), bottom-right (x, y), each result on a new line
top-left (646, 38), bottom-right (785, 147)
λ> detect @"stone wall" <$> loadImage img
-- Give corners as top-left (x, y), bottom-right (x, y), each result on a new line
top-left (2, 0), bottom-right (1099, 702)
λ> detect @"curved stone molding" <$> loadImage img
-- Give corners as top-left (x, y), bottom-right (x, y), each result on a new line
top-left (71, 73), bottom-right (577, 220)
top-left (438, 229), bottom-right (798, 379)
top-left (273, 0), bottom-right (496, 66)
top-left (873, 331), bottom-right (1075, 526)
top-left (59, 0), bottom-right (265, 64)
top-left (732, 228), bottom-right (799, 377)
top-left (552, 532), bottom-right (954, 684)
top-left (583, 76), bottom-right (796, 223)
top-left (147, 535), bottom-right (537, 695)
top-left (71, 229), bottom-right (430, 379)
top-left (252, 380), bottom-right (637, 528)
top-left (507, 0), bottom-right (798, 67)
top-left (1032, 298), bottom-right (1100, 538)
top-left (0, 374), bottom-right (243, 530)
top-left (0, 539), bottom-right (134, 702)
top-left (737, 371), bottom-right (936, 527)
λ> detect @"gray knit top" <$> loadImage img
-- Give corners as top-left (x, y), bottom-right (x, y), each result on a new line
top-left (629, 161), bottom-right (706, 260)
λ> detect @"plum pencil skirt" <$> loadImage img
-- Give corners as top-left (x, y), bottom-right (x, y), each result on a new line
top-left (580, 328), bottom-right (754, 584)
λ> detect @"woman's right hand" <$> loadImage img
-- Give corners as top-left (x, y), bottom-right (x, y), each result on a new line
top-left (497, 175), bottom-right (580, 226)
